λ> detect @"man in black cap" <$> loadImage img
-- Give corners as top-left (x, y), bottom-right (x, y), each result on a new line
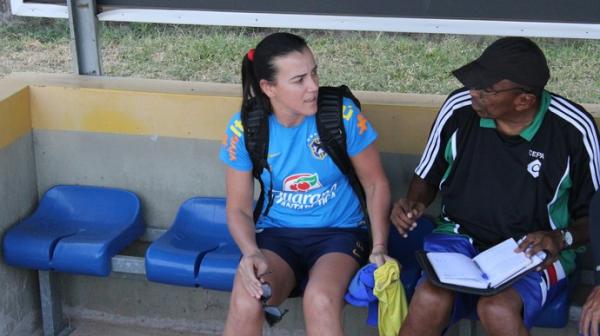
top-left (391, 36), bottom-right (600, 335)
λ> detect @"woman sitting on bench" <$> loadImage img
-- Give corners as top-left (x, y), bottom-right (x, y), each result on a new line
top-left (219, 32), bottom-right (391, 335)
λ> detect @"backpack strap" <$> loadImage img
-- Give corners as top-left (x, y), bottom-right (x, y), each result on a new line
top-left (241, 98), bottom-right (274, 223)
top-left (316, 85), bottom-right (369, 223)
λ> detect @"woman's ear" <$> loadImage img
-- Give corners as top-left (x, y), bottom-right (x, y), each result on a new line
top-left (259, 79), bottom-right (276, 99)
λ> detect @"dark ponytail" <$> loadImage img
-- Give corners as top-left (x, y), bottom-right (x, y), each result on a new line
top-left (240, 32), bottom-right (309, 117)
top-left (241, 53), bottom-right (264, 116)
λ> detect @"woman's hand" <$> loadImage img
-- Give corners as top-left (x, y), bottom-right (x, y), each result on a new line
top-left (369, 244), bottom-right (391, 267)
top-left (238, 250), bottom-right (269, 299)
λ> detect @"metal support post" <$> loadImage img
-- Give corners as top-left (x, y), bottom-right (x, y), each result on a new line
top-left (39, 271), bottom-right (73, 336)
top-left (67, 0), bottom-right (102, 75)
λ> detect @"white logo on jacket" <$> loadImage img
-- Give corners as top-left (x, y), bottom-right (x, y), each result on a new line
top-left (527, 159), bottom-right (542, 178)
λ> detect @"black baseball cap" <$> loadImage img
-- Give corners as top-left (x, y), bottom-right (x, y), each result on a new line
top-left (452, 37), bottom-right (550, 91)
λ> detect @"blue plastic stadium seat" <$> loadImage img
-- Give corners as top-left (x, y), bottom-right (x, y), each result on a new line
top-left (197, 243), bottom-right (241, 291)
top-left (145, 197), bottom-right (241, 290)
top-left (388, 216), bottom-right (435, 299)
top-left (146, 198), bottom-right (431, 292)
top-left (2, 185), bottom-right (145, 276)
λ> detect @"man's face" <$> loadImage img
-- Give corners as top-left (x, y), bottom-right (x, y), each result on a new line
top-left (468, 80), bottom-right (529, 119)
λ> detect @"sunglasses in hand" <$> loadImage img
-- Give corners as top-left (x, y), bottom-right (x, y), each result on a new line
top-left (260, 282), bottom-right (289, 327)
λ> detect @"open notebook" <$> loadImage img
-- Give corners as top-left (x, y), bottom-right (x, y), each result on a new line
top-left (417, 238), bottom-right (547, 295)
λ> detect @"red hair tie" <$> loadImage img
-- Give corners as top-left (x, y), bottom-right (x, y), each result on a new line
top-left (247, 48), bottom-right (255, 62)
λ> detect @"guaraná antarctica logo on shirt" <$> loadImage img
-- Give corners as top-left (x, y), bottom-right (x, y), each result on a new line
top-left (275, 173), bottom-right (338, 210)
top-left (307, 133), bottom-right (327, 160)
top-left (283, 173), bottom-right (322, 192)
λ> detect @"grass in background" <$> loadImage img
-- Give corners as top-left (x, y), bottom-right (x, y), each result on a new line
top-left (1, 17), bottom-right (599, 103)
top-left (0, 18), bottom-right (71, 74)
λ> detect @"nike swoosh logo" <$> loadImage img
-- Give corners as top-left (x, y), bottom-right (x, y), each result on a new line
top-left (267, 152), bottom-right (281, 158)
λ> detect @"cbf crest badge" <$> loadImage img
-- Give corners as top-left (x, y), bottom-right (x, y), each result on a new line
top-left (307, 133), bottom-right (327, 160)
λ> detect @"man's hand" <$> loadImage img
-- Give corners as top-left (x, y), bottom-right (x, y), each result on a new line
top-left (581, 285), bottom-right (600, 336)
top-left (238, 250), bottom-right (269, 299)
top-left (390, 198), bottom-right (425, 238)
top-left (515, 230), bottom-right (563, 269)
top-left (369, 244), bottom-right (392, 267)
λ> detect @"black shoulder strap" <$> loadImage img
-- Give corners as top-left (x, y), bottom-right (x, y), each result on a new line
top-left (241, 98), bottom-right (273, 223)
top-left (316, 85), bottom-right (369, 223)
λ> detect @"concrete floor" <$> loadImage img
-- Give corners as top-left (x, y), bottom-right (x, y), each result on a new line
top-left (448, 320), bottom-right (583, 336)
top-left (67, 319), bottom-right (216, 336)
top-left (54, 317), bottom-right (582, 336)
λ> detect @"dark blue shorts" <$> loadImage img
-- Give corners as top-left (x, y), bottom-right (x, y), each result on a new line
top-left (256, 227), bottom-right (369, 295)
top-left (419, 233), bottom-right (567, 330)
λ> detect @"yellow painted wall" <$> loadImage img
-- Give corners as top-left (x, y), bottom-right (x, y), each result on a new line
top-left (0, 87), bottom-right (30, 150)
top-left (29, 86), bottom-right (240, 142)
top-left (27, 85), bottom-right (442, 154)
top-left (3, 73), bottom-right (600, 155)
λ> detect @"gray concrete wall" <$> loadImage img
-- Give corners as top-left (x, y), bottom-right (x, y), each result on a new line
top-left (33, 130), bottom-right (228, 228)
top-left (0, 133), bottom-right (40, 336)
top-left (33, 130), bottom-right (428, 227)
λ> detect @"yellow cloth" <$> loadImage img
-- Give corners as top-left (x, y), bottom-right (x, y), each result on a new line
top-left (373, 260), bottom-right (408, 336)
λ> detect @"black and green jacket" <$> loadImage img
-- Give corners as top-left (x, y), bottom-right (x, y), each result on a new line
top-left (416, 88), bottom-right (600, 276)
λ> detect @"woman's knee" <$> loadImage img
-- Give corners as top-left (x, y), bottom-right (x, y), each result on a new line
top-left (232, 294), bottom-right (261, 315)
top-left (303, 287), bottom-right (343, 317)
top-left (228, 280), bottom-right (263, 319)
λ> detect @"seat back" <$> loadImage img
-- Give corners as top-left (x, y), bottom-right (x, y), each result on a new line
top-left (3, 184), bottom-right (144, 275)
top-left (34, 185), bottom-right (141, 228)
top-left (170, 197), bottom-right (232, 243)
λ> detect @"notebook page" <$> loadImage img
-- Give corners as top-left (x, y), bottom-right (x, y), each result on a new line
top-left (492, 250), bottom-right (547, 288)
top-left (473, 238), bottom-right (532, 286)
top-left (427, 252), bottom-right (489, 288)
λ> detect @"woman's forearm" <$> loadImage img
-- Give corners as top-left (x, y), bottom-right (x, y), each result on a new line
top-left (365, 177), bottom-right (391, 249)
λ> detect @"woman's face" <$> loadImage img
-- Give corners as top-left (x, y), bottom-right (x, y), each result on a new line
top-left (260, 48), bottom-right (319, 126)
